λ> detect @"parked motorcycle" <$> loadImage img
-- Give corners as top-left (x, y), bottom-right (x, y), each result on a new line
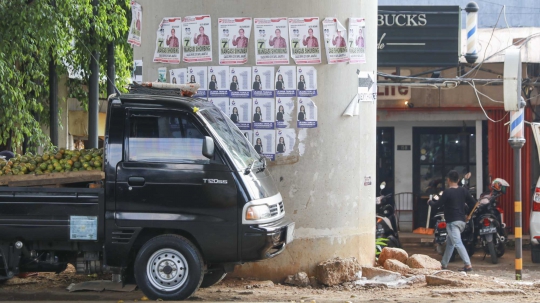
top-left (472, 178), bottom-right (509, 264)
top-left (376, 182), bottom-right (401, 248)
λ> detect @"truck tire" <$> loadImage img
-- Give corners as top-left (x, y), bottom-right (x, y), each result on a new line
top-left (487, 241), bottom-right (498, 264)
top-left (200, 269), bottom-right (227, 288)
top-left (134, 235), bottom-right (204, 301)
top-left (532, 244), bottom-right (540, 263)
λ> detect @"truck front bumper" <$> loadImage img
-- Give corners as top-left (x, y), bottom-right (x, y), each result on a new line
top-left (241, 217), bottom-right (294, 262)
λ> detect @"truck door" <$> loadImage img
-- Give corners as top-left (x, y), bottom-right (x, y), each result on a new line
top-left (115, 109), bottom-right (238, 262)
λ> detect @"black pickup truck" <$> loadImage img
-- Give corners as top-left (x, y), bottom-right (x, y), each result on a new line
top-left (0, 90), bottom-right (294, 300)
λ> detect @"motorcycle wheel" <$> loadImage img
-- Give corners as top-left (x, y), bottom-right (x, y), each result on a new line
top-left (387, 235), bottom-right (401, 248)
top-left (496, 241), bottom-right (506, 258)
top-left (487, 241), bottom-right (498, 264)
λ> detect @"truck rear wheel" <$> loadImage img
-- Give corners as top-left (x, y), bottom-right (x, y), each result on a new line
top-left (134, 235), bottom-right (203, 300)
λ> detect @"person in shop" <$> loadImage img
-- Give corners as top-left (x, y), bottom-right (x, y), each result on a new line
top-left (428, 170), bottom-right (475, 272)
top-left (230, 107), bottom-right (239, 123)
top-left (297, 75), bottom-right (306, 91)
top-left (209, 74), bottom-right (218, 90)
top-left (276, 105), bottom-right (285, 122)
top-left (277, 137), bottom-right (286, 153)
top-left (230, 75), bottom-right (239, 91)
top-left (253, 75), bottom-right (262, 91)
top-left (0, 150), bottom-right (14, 161)
top-left (276, 74), bottom-right (285, 90)
top-left (298, 105), bottom-right (307, 121)
top-left (253, 106), bottom-right (263, 123)
top-left (254, 138), bottom-right (263, 154)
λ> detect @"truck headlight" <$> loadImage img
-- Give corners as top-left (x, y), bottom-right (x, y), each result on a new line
top-left (246, 205), bottom-right (272, 220)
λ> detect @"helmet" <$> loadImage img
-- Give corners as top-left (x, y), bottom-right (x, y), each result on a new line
top-left (491, 178), bottom-right (510, 193)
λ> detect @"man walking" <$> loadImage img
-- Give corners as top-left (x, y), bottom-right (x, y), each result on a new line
top-left (428, 170), bottom-right (475, 271)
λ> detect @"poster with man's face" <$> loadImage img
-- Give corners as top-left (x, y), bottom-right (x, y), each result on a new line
top-left (275, 66), bottom-right (296, 97)
top-left (252, 98), bottom-right (275, 130)
top-left (169, 68), bottom-right (187, 84)
top-left (209, 98), bottom-right (229, 115)
top-left (229, 67), bottom-right (252, 98)
top-left (252, 66), bottom-right (275, 98)
top-left (182, 15), bottom-right (212, 63)
top-left (288, 17), bottom-right (321, 64)
top-left (349, 18), bottom-right (366, 64)
top-left (127, 1), bottom-right (142, 47)
top-left (254, 18), bottom-right (290, 65)
top-left (276, 128), bottom-right (296, 157)
top-left (187, 66), bottom-right (208, 98)
top-left (229, 98), bottom-right (252, 130)
top-left (275, 97), bottom-right (294, 128)
top-left (153, 17), bottom-right (182, 64)
top-left (322, 17), bottom-right (350, 64)
top-left (218, 17), bottom-right (252, 65)
top-left (254, 129), bottom-right (276, 161)
top-left (208, 66), bottom-right (229, 98)
top-left (296, 66), bottom-right (317, 97)
top-left (297, 98), bottom-right (318, 128)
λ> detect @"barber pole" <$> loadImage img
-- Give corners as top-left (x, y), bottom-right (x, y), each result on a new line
top-left (510, 108), bottom-right (525, 140)
top-left (465, 2), bottom-right (479, 64)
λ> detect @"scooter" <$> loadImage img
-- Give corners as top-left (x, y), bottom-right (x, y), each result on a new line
top-left (473, 178), bottom-right (509, 264)
top-left (376, 182), bottom-right (401, 248)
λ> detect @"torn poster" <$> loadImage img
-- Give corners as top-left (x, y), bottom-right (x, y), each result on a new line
top-left (288, 17), bottom-right (321, 64)
top-left (252, 66), bottom-right (275, 98)
top-left (229, 67), bottom-right (252, 98)
top-left (230, 98), bottom-right (252, 130)
top-left (254, 18), bottom-right (290, 65)
top-left (276, 97), bottom-right (294, 128)
top-left (275, 66), bottom-right (296, 97)
top-left (254, 129), bottom-right (276, 161)
top-left (297, 98), bottom-right (318, 128)
top-left (182, 15), bottom-right (212, 63)
top-left (153, 17), bottom-right (182, 64)
top-left (209, 97), bottom-right (229, 115)
top-left (348, 18), bottom-right (366, 64)
top-left (322, 17), bottom-right (349, 64)
top-left (276, 128), bottom-right (296, 156)
top-left (157, 67), bottom-right (167, 82)
top-left (208, 66), bottom-right (229, 98)
top-left (132, 60), bottom-right (143, 83)
top-left (253, 98), bottom-right (275, 129)
top-left (127, 1), bottom-right (142, 47)
top-left (218, 17), bottom-right (252, 65)
top-left (187, 66), bottom-right (208, 98)
top-left (296, 66), bottom-right (317, 97)
top-left (169, 68), bottom-right (187, 84)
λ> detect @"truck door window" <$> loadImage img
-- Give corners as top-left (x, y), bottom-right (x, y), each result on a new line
top-left (128, 113), bottom-right (209, 164)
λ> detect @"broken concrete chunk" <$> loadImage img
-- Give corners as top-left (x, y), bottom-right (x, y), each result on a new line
top-left (361, 266), bottom-right (401, 282)
top-left (315, 257), bottom-right (362, 286)
top-left (378, 247), bottom-right (408, 265)
top-left (284, 272), bottom-right (310, 287)
top-left (404, 274), bottom-right (426, 285)
top-left (425, 275), bottom-right (464, 286)
top-left (406, 254), bottom-right (442, 270)
top-left (251, 280), bottom-right (274, 288)
top-left (383, 259), bottom-right (410, 275)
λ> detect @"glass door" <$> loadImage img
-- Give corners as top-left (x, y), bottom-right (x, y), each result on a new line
top-left (413, 127), bottom-right (476, 229)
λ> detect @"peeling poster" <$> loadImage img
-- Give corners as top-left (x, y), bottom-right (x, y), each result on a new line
top-left (297, 98), bottom-right (318, 128)
top-left (182, 15), bottom-right (213, 63)
top-left (288, 17), bottom-right (321, 64)
top-left (322, 17), bottom-right (350, 64)
top-left (153, 17), bottom-right (182, 64)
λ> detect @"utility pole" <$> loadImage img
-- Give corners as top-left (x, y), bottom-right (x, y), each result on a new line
top-left (107, 42), bottom-right (116, 97)
top-left (88, 0), bottom-right (100, 149)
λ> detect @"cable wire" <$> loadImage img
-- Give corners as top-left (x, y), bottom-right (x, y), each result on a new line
top-left (469, 80), bottom-right (508, 123)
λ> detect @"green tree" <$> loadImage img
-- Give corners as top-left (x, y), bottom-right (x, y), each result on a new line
top-left (0, 0), bottom-right (132, 151)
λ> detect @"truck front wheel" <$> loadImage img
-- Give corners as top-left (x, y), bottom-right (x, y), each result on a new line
top-left (134, 235), bottom-right (204, 300)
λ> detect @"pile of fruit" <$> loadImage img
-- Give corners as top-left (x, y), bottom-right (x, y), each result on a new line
top-left (0, 148), bottom-right (103, 176)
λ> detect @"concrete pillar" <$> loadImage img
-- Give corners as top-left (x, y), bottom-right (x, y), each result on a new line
top-left (475, 120), bottom-right (483, 197)
top-left (134, 0), bottom-right (377, 280)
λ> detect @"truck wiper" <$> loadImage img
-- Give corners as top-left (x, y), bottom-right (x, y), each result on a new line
top-left (244, 160), bottom-right (257, 175)
top-left (256, 156), bottom-right (266, 173)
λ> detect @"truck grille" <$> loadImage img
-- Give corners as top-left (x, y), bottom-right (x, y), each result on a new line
top-left (269, 201), bottom-right (285, 217)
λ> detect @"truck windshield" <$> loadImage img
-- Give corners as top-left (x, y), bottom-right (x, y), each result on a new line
top-left (199, 107), bottom-right (261, 170)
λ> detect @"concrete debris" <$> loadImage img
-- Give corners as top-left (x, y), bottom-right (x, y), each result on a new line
top-left (308, 276), bottom-right (319, 288)
top-left (315, 257), bottom-right (362, 286)
top-left (383, 259), bottom-right (410, 275)
top-left (406, 254), bottom-right (442, 270)
top-left (251, 280), bottom-right (275, 288)
top-left (425, 275), bottom-right (464, 287)
top-left (404, 274), bottom-right (426, 285)
top-left (284, 272), bottom-right (310, 287)
top-left (361, 267), bottom-right (401, 283)
top-left (378, 247), bottom-right (408, 265)
top-left (431, 288), bottom-right (527, 295)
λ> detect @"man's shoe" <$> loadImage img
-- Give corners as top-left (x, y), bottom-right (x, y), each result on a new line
top-left (458, 266), bottom-right (473, 272)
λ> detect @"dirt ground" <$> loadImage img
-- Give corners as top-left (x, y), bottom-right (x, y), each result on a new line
top-left (1, 245), bottom-right (540, 302)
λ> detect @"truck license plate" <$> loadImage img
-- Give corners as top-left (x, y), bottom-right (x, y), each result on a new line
top-left (286, 222), bottom-right (295, 244)
top-left (479, 227), bottom-right (497, 235)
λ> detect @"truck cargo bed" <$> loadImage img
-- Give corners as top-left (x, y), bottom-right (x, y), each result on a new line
top-left (0, 187), bottom-right (104, 242)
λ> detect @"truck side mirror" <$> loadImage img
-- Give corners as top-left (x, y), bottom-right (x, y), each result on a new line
top-left (202, 136), bottom-right (215, 159)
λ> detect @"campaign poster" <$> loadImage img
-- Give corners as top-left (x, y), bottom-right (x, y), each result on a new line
top-left (254, 129), bottom-right (276, 161)
top-left (132, 60), bottom-right (143, 83)
top-left (275, 97), bottom-right (294, 129)
top-left (296, 66), bottom-right (317, 97)
top-left (209, 97), bottom-right (229, 115)
top-left (153, 17), bottom-right (182, 64)
top-left (169, 68), bottom-right (187, 84)
top-left (252, 98), bottom-right (275, 130)
top-left (187, 66), bottom-right (208, 98)
top-left (182, 15), bottom-right (212, 63)
top-left (242, 130), bottom-right (253, 145)
top-left (275, 66), bottom-right (296, 97)
top-left (254, 18), bottom-right (289, 65)
top-left (229, 67), bottom-right (252, 98)
top-left (288, 17), bottom-right (321, 64)
top-left (322, 18), bottom-right (349, 64)
top-left (229, 98), bottom-right (252, 130)
top-left (157, 67), bottom-right (167, 82)
top-left (349, 18), bottom-right (366, 64)
top-left (276, 128), bottom-right (295, 157)
top-left (218, 17), bottom-right (252, 65)
top-left (208, 66), bottom-right (229, 98)
top-left (297, 98), bottom-right (318, 128)
top-left (252, 66), bottom-right (275, 98)
top-left (127, 1), bottom-right (142, 46)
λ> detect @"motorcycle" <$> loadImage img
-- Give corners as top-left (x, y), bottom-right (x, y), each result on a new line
top-left (376, 182), bottom-right (401, 248)
top-left (472, 178), bottom-right (509, 264)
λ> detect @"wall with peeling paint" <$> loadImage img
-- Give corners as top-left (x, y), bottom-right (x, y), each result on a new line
top-left (133, 0), bottom-right (378, 280)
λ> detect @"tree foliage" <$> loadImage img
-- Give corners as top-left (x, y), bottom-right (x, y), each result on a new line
top-left (0, 0), bottom-right (132, 151)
